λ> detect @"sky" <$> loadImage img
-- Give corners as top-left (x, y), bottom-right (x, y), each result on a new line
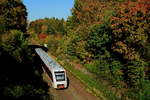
top-left (23, 0), bottom-right (74, 21)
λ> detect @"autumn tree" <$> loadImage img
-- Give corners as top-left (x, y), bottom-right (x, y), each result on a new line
top-left (111, 0), bottom-right (150, 60)
top-left (29, 18), bottom-right (66, 35)
top-left (111, 0), bottom-right (150, 88)
top-left (0, 0), bottom-right (53, 99)
top-left (0, 0), bottom-right (27, 33)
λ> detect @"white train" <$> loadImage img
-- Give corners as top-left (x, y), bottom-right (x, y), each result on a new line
top-left (35, 48), bottom-right (67, 89)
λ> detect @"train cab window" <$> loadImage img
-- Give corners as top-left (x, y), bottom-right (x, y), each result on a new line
top-left (55, 71), bottom-right (65, 81)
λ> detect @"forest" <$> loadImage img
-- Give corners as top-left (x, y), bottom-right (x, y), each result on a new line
top-left (29, 0), bottom-right (150, 100)
top-left (0, 0), bottom-right (150, 100)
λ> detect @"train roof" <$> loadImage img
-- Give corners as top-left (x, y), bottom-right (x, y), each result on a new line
top-left (35, 48), bottom-right (65, 72)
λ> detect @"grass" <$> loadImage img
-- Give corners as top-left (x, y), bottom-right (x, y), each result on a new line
top-left (59, 60), bottom-right (120, 100)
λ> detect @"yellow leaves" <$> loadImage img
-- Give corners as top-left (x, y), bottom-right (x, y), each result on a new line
top-left (112, 41), bottom-right (140, 60)
top-left (121, 17), bottom-right (129, 23)
top-left (128, 22), bottom-right (148, 43)
top-left (112, 29), bottom-right (123, 35)
top-left (112, 41), bottom-right (128, 54)
top-left (134, 29), bottom-right (147, 43)
top-left (73, 0), bottom-right (115, 26)
top-left (110, 0), bottom-right (150, 61)
top-left (124, 48), bottom-right (140, 60)
top-left (41, 25), bottom-right (48, 32)
top-left (111, 17), bottom-right (119, 21)
top-left (75, 40), bottom-right (91, 60)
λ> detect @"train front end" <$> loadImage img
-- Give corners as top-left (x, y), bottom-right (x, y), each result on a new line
top-left (53, 70), bottom-right (67, 89)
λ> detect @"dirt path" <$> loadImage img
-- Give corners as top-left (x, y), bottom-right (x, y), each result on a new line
top-left (43, 70), bottom-right (101, 100)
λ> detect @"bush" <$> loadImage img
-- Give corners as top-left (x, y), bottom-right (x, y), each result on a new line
top-left (126, 80), bottom-right (150, 100)
top-left (46, 36), bottom-right (60, 54)
top-left (125, 60), bottom-right (147, 87)
top-left (109, 60), bottom-right (123, 86)
top-left (85, 62), bottom-right (100, 75)
top-left (4, 85), bottom-right (24, 98)
top-left (0, 30), bottom-right (28, 62)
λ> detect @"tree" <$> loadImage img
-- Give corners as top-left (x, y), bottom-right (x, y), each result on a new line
top-left (28, 18), bottom-right (66, 35)
top-left (110, 0), bottom-right (150, 90)
top-left (111, 0), bottom-right (150, 61)
top-left (87, 24), bottom-right (112, 57)
top-left (0, 30), bottom-right (53, 100)
top-left (0, 0), bottom-right (27, 33)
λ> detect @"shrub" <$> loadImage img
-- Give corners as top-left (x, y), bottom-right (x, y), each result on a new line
top-left (0, 30), bottom-right (28, 62)
top-left (125, 60), bottom-right (147, 87)
top-left (126, 80), bottom-right (150, 100)
top-left (109, 60), bottom-right (124, 87)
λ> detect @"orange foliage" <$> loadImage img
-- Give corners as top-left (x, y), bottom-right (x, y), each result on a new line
top-left (72, 0), bottom-right (115, 26)
top-left (38, 33), bottom-right (48, 40)
top-left (111, 0), bottom-right (150, 61)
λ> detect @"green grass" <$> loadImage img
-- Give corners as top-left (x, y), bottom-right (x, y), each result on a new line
top-left (62, 62), bottom-right (120, 100)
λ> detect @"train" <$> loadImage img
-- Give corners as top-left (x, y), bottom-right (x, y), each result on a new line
top-left (35, 48), bottom-right (67, 89)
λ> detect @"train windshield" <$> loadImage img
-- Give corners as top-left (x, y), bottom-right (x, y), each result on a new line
top-left (55, 71), bottom-right (65, 81)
